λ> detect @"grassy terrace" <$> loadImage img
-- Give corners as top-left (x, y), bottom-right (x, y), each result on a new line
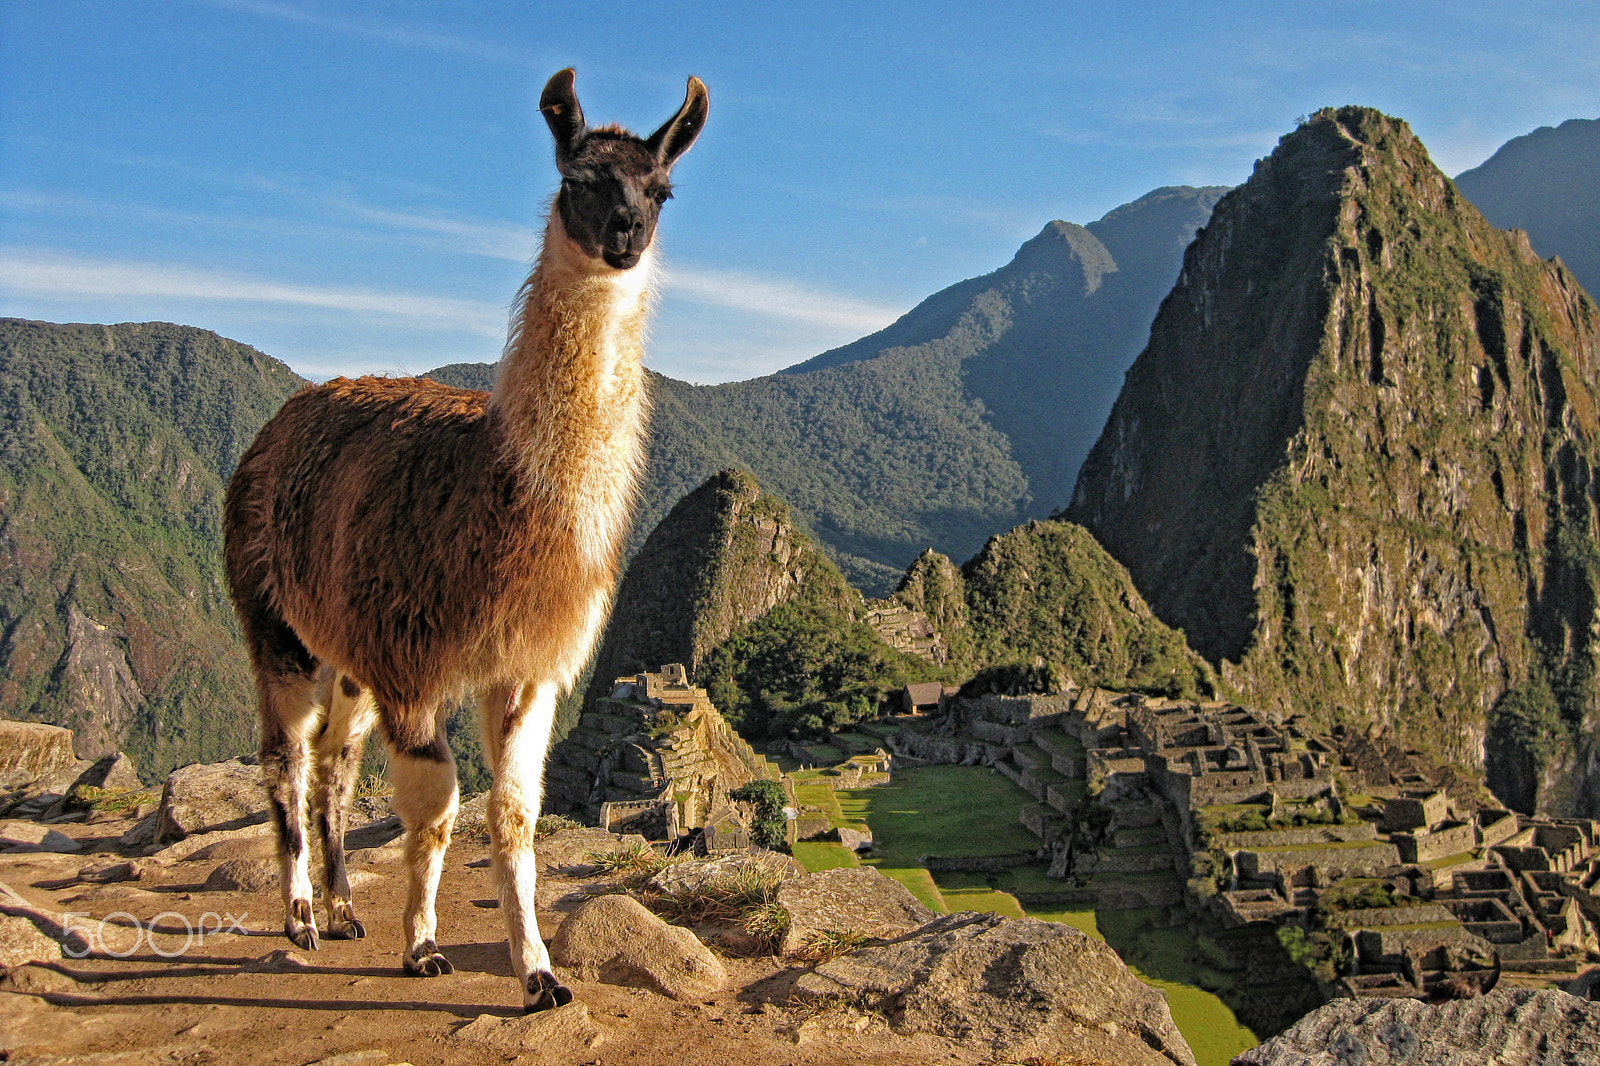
top-left (791, 763), bottom-right (1256, 1066)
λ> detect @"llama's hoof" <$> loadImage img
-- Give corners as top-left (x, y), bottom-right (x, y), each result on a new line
top-left (286, 899), bottom-right (320, 951)
top-left (525, 970), bottom-right (573, 1013)
top-left (329, 917), bottom-right (366, 940)
top-left (404, 940), bottom-right (454, 977)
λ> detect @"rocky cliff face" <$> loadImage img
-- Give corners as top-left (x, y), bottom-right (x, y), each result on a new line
top-left (1068, 108), bottom-right (1600, 815)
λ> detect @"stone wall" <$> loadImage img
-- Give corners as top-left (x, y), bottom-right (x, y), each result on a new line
top-left (1233, 842), bottom-right (1401, 880)
top-left (1393, 819), bottom-right (1476, 864)
top-left (1212, 822), bottom-right (1377, 849)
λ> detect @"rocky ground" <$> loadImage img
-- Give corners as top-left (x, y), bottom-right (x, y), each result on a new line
top-left (7, 738), bottom-right (1600, 1066)
top-left (0, 747), bottom-right (1196, 1066)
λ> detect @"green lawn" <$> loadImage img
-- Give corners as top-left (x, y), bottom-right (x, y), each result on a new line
top-left (793, 841), bottom-right (858, 871)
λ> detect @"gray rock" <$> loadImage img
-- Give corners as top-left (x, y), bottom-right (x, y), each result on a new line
top-left (118, 811), bottom-right (160, 848)
top-left (64, 753), bottom-right (144, 809)
top-left (794, 911), bottom-right (1195, 1066)
top-left (776, 866), bottom-right (934, 955)
top-left (534, 826), bottom-right (649, 873)
top-left (0, 722), bottom-right (78, 785)
top-left (549, 893), bottom-right (727, 1001)
top-left (149, 820), bottom-right (273, 862)
top-left (203, 858), bottom-right (279, 893)
top-left (344, 814), bottom-right (403, 850)
top-left (0, 822), bottom-right (81, 853)
top-left (453, 1001), bottom-right (603, 1055)
top-left (645, 850), bottom-right (804, 896)
top-left (154, 758), bottom-right (270, 843)
top-left (837, 826), bottom-right (874, 853)
top-left (1233, 988), bottom-right (1600, 1065)
top-left (0, 912), bottom-right (64, 970)
top-left (183, 836), bottom-right (277, 863)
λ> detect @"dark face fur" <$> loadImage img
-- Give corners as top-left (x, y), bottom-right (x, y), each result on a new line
top-left (540, 69), bottom-right (707, 271)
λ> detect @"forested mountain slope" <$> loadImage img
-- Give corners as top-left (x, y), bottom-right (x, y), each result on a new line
top-left (0, 319), bottom-right (305, 772)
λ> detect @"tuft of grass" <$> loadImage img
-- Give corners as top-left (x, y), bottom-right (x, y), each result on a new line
top-left (792, 928), bottom-right (867, 963)
top-left (71, 786), bottom-right (158, 812)
top-left (353, 773), bottom-right (391, 800)
top-left (646, 864), bottom-right (782, 924)
top-left (742, 900), bottom-right (792, 954)
top-left (784, 990), bottom-right (866, 1021)
top-left (535, 813), bottom-right (583, 838)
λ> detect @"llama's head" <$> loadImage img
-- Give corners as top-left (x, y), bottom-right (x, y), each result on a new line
top-left (541, 68), bottom-right (707, 271)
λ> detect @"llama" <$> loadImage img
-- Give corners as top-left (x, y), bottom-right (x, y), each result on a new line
top-left (223, 68), bottom-right (706, 1012)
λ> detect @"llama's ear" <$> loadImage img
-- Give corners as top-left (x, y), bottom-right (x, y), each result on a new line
top-left (646, 76), bottom-right (708, 169)
top-left (540, 68), bottom-right (587, 170)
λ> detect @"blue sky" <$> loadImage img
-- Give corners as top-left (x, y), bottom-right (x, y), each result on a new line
top-left (3, 2), bottom-right (1598, 383)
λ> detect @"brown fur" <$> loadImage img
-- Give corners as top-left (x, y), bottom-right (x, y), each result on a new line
top-left (226, 370), bottom-right (634, 751)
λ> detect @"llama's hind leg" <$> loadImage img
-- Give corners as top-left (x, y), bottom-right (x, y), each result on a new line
top-left (313, 674), bottom-right (378, 940)
top-left (259, 673), bottom-right (325, 952)
top-left (479, 681), bottom-right (570, 1012)
top-left (384, 710), bottom-right (459, 977)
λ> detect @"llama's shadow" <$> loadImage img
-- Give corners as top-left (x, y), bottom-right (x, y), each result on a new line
top-left (438, 939), bottom-right (514, 978)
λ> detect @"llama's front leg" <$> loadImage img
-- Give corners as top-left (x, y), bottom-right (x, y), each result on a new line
top-left (259, 677), bottom-right (323, 952)
top-left (481, 681), bottom-right (570, 1012)
top-left (386, 717), bottom-right (459, 976)
top-left (313, 675), bottom-right (377, 939)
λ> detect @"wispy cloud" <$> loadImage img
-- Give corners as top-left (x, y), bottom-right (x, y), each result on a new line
top-left (0, 247), bottom-right (505, 337)
top-left (201, 0), bottom-right (537, 68)
top-left (663, 266), bottom-right (903, 333)
top-left (336, 202), bottom-right (538, 262)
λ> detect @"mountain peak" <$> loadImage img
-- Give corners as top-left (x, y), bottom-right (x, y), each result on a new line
top-left (1011, 221), bottom-right (1117, 295)
top-left (1068, 106), bottom-right (1600, 813)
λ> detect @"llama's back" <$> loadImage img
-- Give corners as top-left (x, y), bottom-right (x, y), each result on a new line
top-left (225, 376), bottom-right (613, 715)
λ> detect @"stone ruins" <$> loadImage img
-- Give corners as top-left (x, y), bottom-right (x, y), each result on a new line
top-left (547, 665), bottom-right (785, 849)
top-left (885, 684), bottom-right (1600, 999)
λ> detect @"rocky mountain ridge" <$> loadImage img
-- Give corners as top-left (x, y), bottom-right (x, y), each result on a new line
top-left (1068, 106), bottom-right (1600, 816)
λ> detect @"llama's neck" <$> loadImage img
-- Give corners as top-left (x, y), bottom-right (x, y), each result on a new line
top-left (490, 213), bottom-right (653, 567)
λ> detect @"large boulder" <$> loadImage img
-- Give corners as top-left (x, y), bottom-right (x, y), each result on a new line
top-left (154, 758), bottom-right (270, 843)
top-left (1233, 988), bottom-right (1600, 1065)
top-left (644, 850), bottom-right (804, 897)
top-left (549, 893), bottom-right (727, 1000)
top-left (776, 866), bottom-right (934, 954)
top-left (0, 722), bottom-right (78, 784)
top-left (203, 858), bottom-right (279, 893)
top-left (64, 752), bottom-right (144, 809)
top-left (794, 911), bottom-right (1195, 1066)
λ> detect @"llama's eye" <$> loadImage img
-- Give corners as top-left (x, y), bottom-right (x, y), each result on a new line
top-left (652, 187), bottom-right (673, 204)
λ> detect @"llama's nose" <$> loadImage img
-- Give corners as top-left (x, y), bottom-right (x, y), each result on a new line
top-left (607, 206), bottom-right (646, 250)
